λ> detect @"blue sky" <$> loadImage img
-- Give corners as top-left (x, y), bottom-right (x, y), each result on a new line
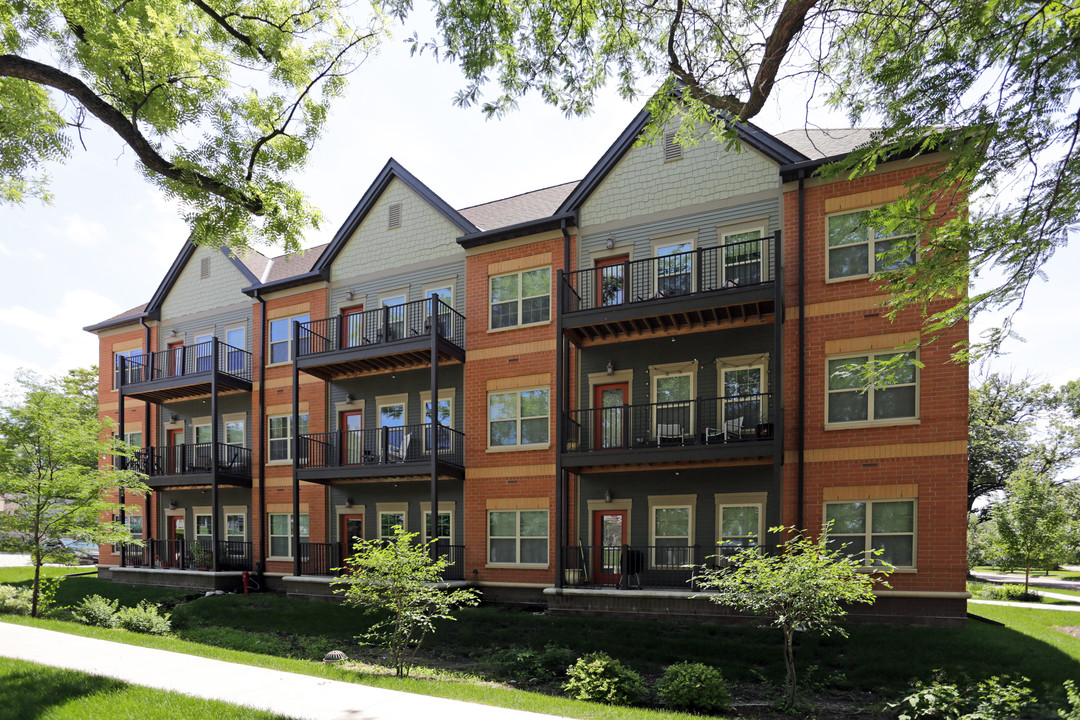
top-left (0, 19), bottom-right (1076, 388)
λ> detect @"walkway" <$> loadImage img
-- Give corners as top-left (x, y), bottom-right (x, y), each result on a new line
top-left (970, 570), bottom-right (1080, 593)
top-left (0, 623), bottom-right (570, 720)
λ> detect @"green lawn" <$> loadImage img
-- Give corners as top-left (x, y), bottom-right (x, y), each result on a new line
top-left (0, 656), bottom-right (294, 720)
top-left (0, 566), bottom-right (97, 584)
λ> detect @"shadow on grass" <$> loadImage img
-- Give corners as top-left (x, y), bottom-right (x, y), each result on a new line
top-left (0, 662), bottom-right (127, 720)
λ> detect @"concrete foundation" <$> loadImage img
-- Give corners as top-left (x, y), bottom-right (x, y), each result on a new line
top-left (108, 567), bottom-right (245, 592)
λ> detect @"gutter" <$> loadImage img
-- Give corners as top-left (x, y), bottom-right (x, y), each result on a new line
top-left (241, 269), bottom-right (328, 297)
top-left (254, 290), bottom-right (268, 579)
top-left (458, 212), bottom-right (576, 249)
top-left (797, 171), bottom-right (806, 530)
top-left (139, 317), bottom-right (153, 540)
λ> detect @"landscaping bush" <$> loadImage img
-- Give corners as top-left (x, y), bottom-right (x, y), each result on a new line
top-left (656, 661), bottom-right (731, 713)
top-left (72, 594), bottom-right (119, 628)
top-left (563, 652), bottom-right (646, 706)
top-left (971, 583), bottom-right (1041, 602)
top-left (115, 601), bottom-right (172, 635)
top-left (890, 674), bottom-right (1034, 720)
top-left (1061, 679), bottom-right (1080, 720)
top-left (0, 585), bottom-right (32, 615)
top-left (491, 644), bottom-right (576, 683)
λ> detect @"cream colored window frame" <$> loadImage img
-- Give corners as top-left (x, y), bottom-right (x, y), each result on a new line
top-left (488, 266), bottom-right (552, 331)
top-left (486, 386), bottom-right (550, 450)
top-left (824, 499), bottom-right (917, 569)
top-left (825, 350), bottom-right (919, 428)
top-left (825, 206), bottom-right (917, 283)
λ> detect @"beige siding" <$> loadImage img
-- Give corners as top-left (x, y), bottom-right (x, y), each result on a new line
top-left (160, 245), bottom-right (253, 322)
top-left (331, 179), bottom-right (463, 281)
top-left (579, 130), bottom-right (780, 229)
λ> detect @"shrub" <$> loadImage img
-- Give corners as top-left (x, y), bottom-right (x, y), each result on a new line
top-left (0, 585), bottom-right (33, 615)
top-left (972, 583), bottom-right (1041, 602)
top-left (1061, 679), bottom-right (1080, 720)
top-left (72, 594), bottom-right (119, 628)
top-left (563, 652), bottom-right (645, 706)
top-left (492, 644), bottom-right (577, 683)
top-left (656, 662), bottom-right (731, 713)
top-left (115, 601), bottom-right (172, 635)
top-left (890, 674), bottom-right (1034, 720)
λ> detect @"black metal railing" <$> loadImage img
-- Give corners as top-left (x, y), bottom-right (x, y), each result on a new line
top-left (562, 233), bottom-right (776, 314)
top-left (129, 443), bottom-right (252, 481)
top-left (121, 339), bottom-right (252, 385)
top-left (120, 539), bottom-right (252, 572)
top-left (297, 297), bottom-right (465, 358)
top-left (564, 544), bottom-right (711, 589)
top-left (563, 393), bottom-right (774, 453)
top-left (298, 541), bottom-right (465, 579)
top-left (298, 424), bottom-right (464, 470)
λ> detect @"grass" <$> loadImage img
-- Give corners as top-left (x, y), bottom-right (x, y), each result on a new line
top-left (967, 604), bottom-right (1080, 698)
top-left (0, 566), bottom-right (97, 584)
top-left (0, 656), bottom-right (294, 720)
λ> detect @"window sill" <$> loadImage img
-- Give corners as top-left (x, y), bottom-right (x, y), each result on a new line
top-left (486, 444), bottom-right (551, 453)
top-left (486, 319), bottom-right (552, 334)
top-left (857, 566), bottom-right (916, 574)
top-left (824, 418), bottom-right (920, 431)
top-left (825, 272), bottom-right (873, 284)
top-left (265, 556), bottom-right (294, 562)
top-left (266, 459), bottom-right (293, 467)
top-left (265, 361), bottom-right (296, 369)
top-left (486, 563), bottom-right (550, 570)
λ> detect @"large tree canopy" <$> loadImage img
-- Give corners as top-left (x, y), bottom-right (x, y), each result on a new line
top-left (401, 0), bottom-right (1080, 360)
top-left (1, 0), bottom-right (388, 251)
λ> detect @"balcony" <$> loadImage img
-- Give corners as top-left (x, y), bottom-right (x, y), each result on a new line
top-left (129, 442), bottom-right (252, 487)
top-left (296, 541), bottom-right (465, 579)
top-left (296, 298), bottom-right (465, 381)
top-left (561, 394), bottom-right (774, 467)
top-left (563, 544), bottom-right (727, 590)
top-left (120, 539), bottom-right (253, 572)
top-left (296, 423), bottom-right (465, 482)
top-left (560, 233), bottom-right (777, 345)
top-left (118, 339), bottom-right (252, 402)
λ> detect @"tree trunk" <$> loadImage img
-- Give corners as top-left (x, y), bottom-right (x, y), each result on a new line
top-left (31, 550), bottom-right (41, 618)
top-left (783, 625), bottom-right (797, 708)
top-left (1025, 549), bottom-right (1031, 595)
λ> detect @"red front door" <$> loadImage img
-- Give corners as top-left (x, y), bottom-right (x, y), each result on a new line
top-left (167, 342), bottom-right (183, 377)
top-left (593, 382), bottom-right (628, 449)
top-left (593, 509), bottom-right (628, 586)
top-left (340, 410), bottom-right (364, 465)
top-left (166, 428), bottom-right (183, 474)
top-left (595, 255), bottom-right (629, 307)
top-left (342, 305), bottom-right (364, 348)
top-left (165, 514), bottom-right (185, 568)
top-left (341, 514), bottom-right (364, 560)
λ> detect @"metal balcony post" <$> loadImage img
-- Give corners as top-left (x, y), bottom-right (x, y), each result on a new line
top-left (429, 293), bottom-right (440, 560)
top-left (117, 354), bottom-right (126, 568)
top-left (210, 337), bottom-right (220, 573)
top-left (292, 319), bottom-right (301, 577)
top-left (696, 247), bottom-right (703, 293)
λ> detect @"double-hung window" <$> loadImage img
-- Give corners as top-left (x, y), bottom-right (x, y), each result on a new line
top-left (827, 209), bottom-right (916, 280)
top-left (113, 349), bottom-right (143, 388)
top-left (490, 268), bottom-right (550, 329)
top-left (719, 224), bottom-right (766, 287)
top-left (715, 495), bottom-right (765, 559)
top-left (651, 505), bottom-right (692, 567)
top-left (421, 391), bottom-right (453, 453)
top-left (268, 414), bottom-right (309, 461)
top-left (268, 513), bottom-right (309, 558)
top-left (654, 239), bottom-right (693, 296)
top-left (268, 314), bottom-right (310, 363)
top-left (226, 512), bottom-right (245, 541)
top-left (488, 388), bottom-right (549, 448)
top-left (488, 509), bottom-right (548, 565)
top-left (825, 499), bottom-right (916, 567)
top-left (827, 352), bottom-right (918, 424)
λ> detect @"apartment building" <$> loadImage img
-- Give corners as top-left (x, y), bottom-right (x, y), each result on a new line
top-left (86, 110), bottom-right (968, 623)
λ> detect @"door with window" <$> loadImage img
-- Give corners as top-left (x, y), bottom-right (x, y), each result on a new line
top-left (379, 402), bottom-right (406, 461)
top-left (595, 255), bottom-right (629, 307)
top-left (722, 228), bottom-right (765, 287)
top-left (225, 326), bottom-right (245, 373)
top-left (653, 373), bottom-right (693, 442)
top-left (168, 341), bottom-right (183, 377)
top-left (166, 428), bottom-right (183, 474)
top-left (655, 241), bottom-right (693, 296)
top-left (340, 410), bottom-right (364, 465)
top-left (382, 295), bottom-right (406, 341)
top-left (166, 515), bottom-right (185, 568)
top-left (342, 306), bottom-right (364, 348)
top-left (341, 514), bottom-right (363, 559)
top-left (593, 382), bottom-right (628, 450)
top-left (592, 510), bottom-right (627, 585)
top-left (721, 365), bottom-right (765, 439)
top-left (194, 332), bottom-right (213, 372)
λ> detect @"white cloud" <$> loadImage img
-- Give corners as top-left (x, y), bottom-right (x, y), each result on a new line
top-left (62, 214), bottom-right (108, 249)
top-left (0, 289), bottom-right (122, 377)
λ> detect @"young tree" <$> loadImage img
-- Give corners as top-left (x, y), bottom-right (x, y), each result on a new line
top-left (1, 0), bottom-right (388, 251)
top-left (992, 464), bottom-right (1069, 594)
top-left (335, 526), bottom-right (478, 676)
top-left (696, 526), bottom-right (887, 708)
top-left (396, 0), bottom-right (1080, 361)
top-left (0, 370), bottom-right (147, 617)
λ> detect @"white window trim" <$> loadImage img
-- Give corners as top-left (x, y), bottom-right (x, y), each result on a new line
top-left (267, 413), bottom-right (308, 464)
top-left (485, 508), bottom-right (550, 569)
top-left (715, 354), bottom-right (769, 395)
top-left (335, 504), bottom-right (367, 544)
top-left (380, 287), bottom-right (409, 306)
top-left (650, 231), bottom-right (697, 296)
top-left (266, 512), bottom-right (309, 561)
top-left (224, 322), bottom-right (246, 350)
top-left (420, 389), bottom-right (455, 453)
top-left (824, 498), bottom-right (918, 570)
top-left (193, 506), bottom-right (213, 539)
top-left (649, 361), bottom-right (697, 437)
top-left (420, 501), bottom-right (456, 545)
top-left (487, 266), bottom-right (553, 332)
top-left (113, 348), bottom-right (144, 390)
top-left (266, 314), bottom-right (310, 367)
top-left (375, 393), bottom-right (409, 427)
top-left (714, 492), bottom-right (767, 556)
top-left (825, 349), bottom-right (920, 429)
top-left (422, 279), bottom-right (455, 309)
top-left (223, 505), bottom-right (247, 541)
top-left (648, 494), bottom-right (696, 569)
top-left (376, 502), bottom-right (409, 539)
top-left (486, 386), bottom-right (551, 451)
top-left (716, 220), bottom-right (768, 287)
top-left (192, 419), bottom-right (212, 445)
top-left (825, 205), bottom-right (917, 284)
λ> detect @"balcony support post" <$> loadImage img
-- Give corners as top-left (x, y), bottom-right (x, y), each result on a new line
top-left (772, 229), bottom-right (785, 546)
top-left (555, 271), bottom-right (566, 589)
top-left (429, 293), bottom-right (440, 560)
top-left (210, 337), bottom-right (221, 573)
top-left (292, 320), bottom-right (302, 577)
top-left (117, 355), bottom-right (126, 568)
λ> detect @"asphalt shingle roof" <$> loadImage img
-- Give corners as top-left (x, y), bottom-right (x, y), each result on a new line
top-left (458, 181), bottom-right (578, 231)
top-left (774, 128), bottom-right (880, 160)
top-left (262, 243), bottom-right (329, 282)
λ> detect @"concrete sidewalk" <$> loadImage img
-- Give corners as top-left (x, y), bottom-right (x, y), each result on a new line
top-left (0, 623), bottom-right (570, 720)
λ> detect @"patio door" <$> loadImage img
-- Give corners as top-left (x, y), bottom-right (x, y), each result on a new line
top-left (167, 428), bottom-right (183, 474)
top-left (340, 410), bottom-right (364, 465)
top-left (592, 509), bottom-right (627, 585)
top-left (593, 382), bottom-right (628, 450)
top-left (167, 341), bottom-right (183, 377)
top-left (166, 514), bottom-right (185, 568)
top-left (341, 514), bottom-right (363, 559)
top-left (720, 365), bottom-right (765, 439)
top-left (342, 305), bottom-right (364, 348)
top-left (595, 255), bottom-right (629, 307)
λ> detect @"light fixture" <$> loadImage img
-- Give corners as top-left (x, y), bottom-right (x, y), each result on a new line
top-left (605, 235), bottom-right (615, 250)
top-left (345, 497), bottom-right (354, 508)
top-left (604, 489), bottom-right (613, 503)
top-left (169, 327), bottom-right (179, 338)
top-left (345, 393), bottom-right (355, 404)
top-left (169, 500), bottom-right (178, 510)
top-left (345, 289), bottom-right (354, 301)
top-left (169, 413), bottom-right (179, 423)
top-left (606, 361), bottom-right (615, 376)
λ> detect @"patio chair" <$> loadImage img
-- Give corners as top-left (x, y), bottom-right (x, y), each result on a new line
top-left (388, 433), bottom-right (412, 462)
top-left (656, 423), bottom-right (685, 446)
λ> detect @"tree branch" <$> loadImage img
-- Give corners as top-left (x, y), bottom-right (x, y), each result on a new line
top-left (187, 0), bottom-right (274, 62)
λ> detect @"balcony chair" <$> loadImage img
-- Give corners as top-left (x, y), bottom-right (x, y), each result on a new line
top-left (387, 433), bottom-right (412, 462)
top-left (656, 423), bottom-right (685, 446)
top-left (705, 417), bottom-right (744, 444)
top-left (619, 548), bottom-right (645, 589)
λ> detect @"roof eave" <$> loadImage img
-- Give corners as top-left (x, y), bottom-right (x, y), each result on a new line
top-left (242, 269), bottom-right (328, 296)
top-left (457, 212), bottom-right (576, 249)
top-left (83, 312), bottom-right (150, 334)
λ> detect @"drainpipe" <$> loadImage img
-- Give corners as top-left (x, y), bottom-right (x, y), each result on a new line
top-left (797, 171), bottom-right (806, 531)
top-left (255, 292), bottom-right (267, 576)
top-left (140, 317), bottom-right (153, 542)
top-left (555, 218), bottom-right (573, 588)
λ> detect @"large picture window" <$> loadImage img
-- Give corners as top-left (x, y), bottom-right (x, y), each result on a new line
top-left (268, 414), bottom-right (309, 461)
top-left (488, 389), bottom-right (549, 447)
top-left (825, 499), bottom-right (916, 567)
top-left (490, 268), bottom-right (550, 329)
top-left (488, 509), bottom-right (548, 565)
top-left (827, 352), bottom-right (918, 424)
top-left (827, 209), bottom-right (915, 280)
top-left (268, 314), bottom-right (310, 363)
top-left (268, 513), bottom-right (309, 558)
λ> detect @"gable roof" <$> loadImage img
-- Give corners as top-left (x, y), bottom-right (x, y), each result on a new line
top-left (83, 303), bottom-right (149, 333)
top-left (142, 238), bottom-right (261, 320)
top-left (773, 128), bottom-right (879, 161)
top-left (459, 181), bottom-right (578, 231)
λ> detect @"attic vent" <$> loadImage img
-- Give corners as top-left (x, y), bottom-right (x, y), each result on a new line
top-left (663, 130), bottom-right (683, 162)
top-left (388, 202), bottom-right (402, 230)
top-left (200, 257), bottom-right (211, 278)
